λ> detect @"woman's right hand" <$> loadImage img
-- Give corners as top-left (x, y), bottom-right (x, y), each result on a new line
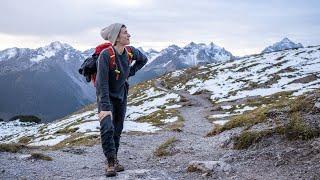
top-left (98, 111), bottom-right (112, 121)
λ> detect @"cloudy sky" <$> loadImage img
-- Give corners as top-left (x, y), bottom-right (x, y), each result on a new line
top-left (1, 0), bottom-right (319, 56)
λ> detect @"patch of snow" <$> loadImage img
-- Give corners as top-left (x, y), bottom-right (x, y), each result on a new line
top-left (208, 113), bottom-right (237, 119)
top-left (123, 121), bottom-right (160, 133)
top-left (29, 134), bottom-right (71, 146)
top-left (127, 93), bottom-right (180, 120)
top-left (212, 120), bottom-right (229, 126)
top-left (71, 120), bottom-right (100, 133)
top-left (64, 54), bottom-right (70, 61)
top-left (234, 106), bottom-right (257, 113)
top-left (171, 70), bottom-right (184, 77)
top-left (162, 60), bottom-right (172, 67)
top-left (221, 105), bottom-right (232, 110)
top-left (0, 120), bottom-right (43, 143)
top-left (161, 116), bottom-right (179, 123)
top-left (30, 49), bottom-right (56, 62)
top-left (165, 104), bottom-right (182, 109)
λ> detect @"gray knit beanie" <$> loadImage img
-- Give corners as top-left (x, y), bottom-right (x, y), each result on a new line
top-left (100, 23), bottom-right (124, 45)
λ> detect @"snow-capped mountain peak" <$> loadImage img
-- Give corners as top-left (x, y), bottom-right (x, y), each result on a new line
top-left (262, 37), bottom-right (303, 53)
top-left (0, 47), bottom-right (19, 61)
top-left (39, 41), bottom-right (74, 53)
top-left (147, 48), bottom-right (159, 54)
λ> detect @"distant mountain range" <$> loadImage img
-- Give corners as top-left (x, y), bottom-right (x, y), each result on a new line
top-left (0, 38), bottom-right (305, 122)
top-left (130, 42), bottom-right (234, 84)
top-left (0, 42), bottom-right (95, 122)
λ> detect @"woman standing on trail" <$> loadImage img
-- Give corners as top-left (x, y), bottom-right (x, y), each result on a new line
top-left (96, 23), bottom-right (148, 177)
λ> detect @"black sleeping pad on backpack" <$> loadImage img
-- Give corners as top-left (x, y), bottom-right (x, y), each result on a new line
top-left (78, 54), bottom-right (99, 82)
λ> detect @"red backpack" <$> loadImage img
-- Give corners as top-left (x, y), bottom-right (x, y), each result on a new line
top-left (91, 42), bottom-right (133, 87)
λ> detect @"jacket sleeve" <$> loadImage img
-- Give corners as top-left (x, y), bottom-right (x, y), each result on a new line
top-left (129, 46), bottom-right (148, 77)
top-left (96, 50), bottom-right (112, 111)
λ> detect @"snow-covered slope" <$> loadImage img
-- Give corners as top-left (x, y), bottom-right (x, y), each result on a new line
top-left (161, 45), bottom-right (320, 116)
top-left (262, 37), bottom-right (303, 53)
top-left (0, 79), bottom-right (182, 147)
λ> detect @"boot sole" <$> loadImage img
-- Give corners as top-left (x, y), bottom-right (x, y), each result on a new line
top-left (106, 172), bottom-right (117, 177)
top-left (116, 168), bottom-right (124, 172)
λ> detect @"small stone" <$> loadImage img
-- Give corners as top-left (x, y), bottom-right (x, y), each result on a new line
top-left (1, 169), bottom-right (5, 173)
top-left (202, 172), bottom-right (211, 177)
top-left (159, 160), bottom-right (166, 164)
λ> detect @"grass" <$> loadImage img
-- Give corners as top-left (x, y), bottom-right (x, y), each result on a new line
top-left (235, 63), bottom-right (260, 72)
top-left (207, 92), bottom-right (294, 136)
top-left (280, 112), bottom-right (320, 141)
top-left (288, 74), bottom-right (318, 84)
top-left (136, 109), bottom-right (181, 127)
top-left (160, 66), bottom-right (207, 90)
top-left (0, 143), bottom-right (26, 153)
top-left (276, 67), bottom-right (298, 74)
top-left (29, 153), bottom-right (53, 161)
top-left (206, 124), bottom-right (223, 137)
top-left (233, 112), bottom-right (320, 150)
top-left (207, 92), bottom-right (296, 136)
top-left (55, 127), bottom-right (79, 134)
top-left (233, 130), bottom-right (273, 149)
top-left (245, 91), bottom-right (294, 107)
top-left (128, 80), bottom-right (154, 102)
top-left (154, 137), bottom-right (178, 157)
top-left (38, 125), bottom-right (48, 134)
top-left (208, 90), bottom-right (320, 149)
top-left (54, 120), bottom-right (83, 134)
top-left (165, 114), bottom-right (185, 132)
top-left (51, 134), bottom-right (100, 150)
top-left (18, 136), bottom-right (33, 144)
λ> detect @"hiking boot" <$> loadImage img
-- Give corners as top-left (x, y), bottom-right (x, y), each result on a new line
top-left (105, 156), bottom-right (116, 177)
top-left (115, 159), bottom-right (124, 172)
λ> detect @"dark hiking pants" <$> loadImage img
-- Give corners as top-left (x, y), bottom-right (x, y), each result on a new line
top-left (98, 96), bottom-right (127, 159)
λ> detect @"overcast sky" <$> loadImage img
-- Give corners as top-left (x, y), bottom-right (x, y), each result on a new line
top-left (1, 0), bottom-right (319, 56)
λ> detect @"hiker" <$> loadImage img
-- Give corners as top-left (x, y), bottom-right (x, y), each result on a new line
top-left (96, 23), bottom-right (148, 177)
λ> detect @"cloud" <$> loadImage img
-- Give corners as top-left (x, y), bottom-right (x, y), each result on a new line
top-left (0, 0), bottom-right (319, 55)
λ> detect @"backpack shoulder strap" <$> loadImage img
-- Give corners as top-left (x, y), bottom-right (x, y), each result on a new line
top-left (106, 46), bottom-right (116, 69)
top-left (125, 46), bottom-right (133, 65)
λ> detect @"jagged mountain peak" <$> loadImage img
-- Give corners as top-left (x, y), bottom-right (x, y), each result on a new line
top-left (280, 37), bottom-right (291, 43)
top-left (147, 48), bottom-right (159, 54)
top-left (41, 41), bottom-right (74, 52)
top-left (262, 37), bottom-right (303, 53)
top-left (167, 44), bottom-right (181, 50)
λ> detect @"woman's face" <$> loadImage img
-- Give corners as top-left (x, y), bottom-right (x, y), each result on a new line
top-left (116, 27), bottom-right (130, 46)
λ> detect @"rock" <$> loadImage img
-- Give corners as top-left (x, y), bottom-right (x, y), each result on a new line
top-left (274, 160), bottom-right (286, 167)
top-left (314, 101), bottom-right (320, 109)
top-left (211, 106), bottom-right (223, 111)
top-left (17, 154), bottom-right (32, 160)
top-left (187, 160), bottom-right (232, 174)
top-left (311, 138), bottom-right (320, 150)
top-left (159, 160), bottom-right (166, 164)
top-left (61, 147), bottom-right (86, 155)
top-left (202, 172), bottom-right (212, 177)
top-left (1, 169), bottom-right (5, 173)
